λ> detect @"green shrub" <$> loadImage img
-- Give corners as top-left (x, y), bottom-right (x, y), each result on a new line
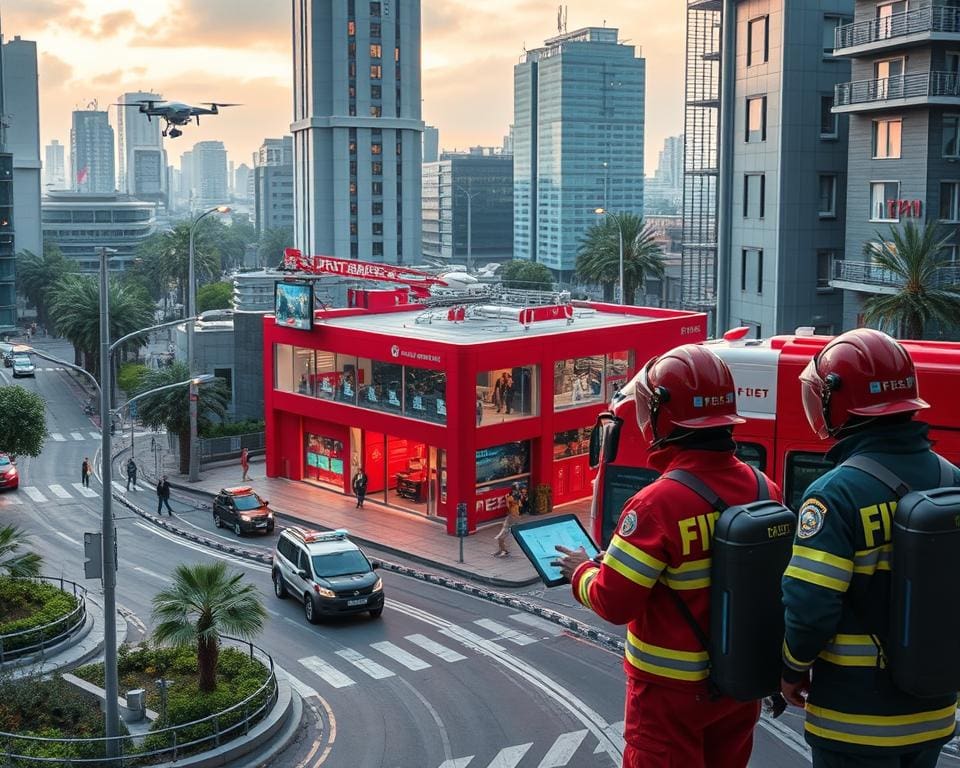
top-left (199, 419), bottom-right (264, 439)
top-left (0, 578), bottom-right (78, 653)
top-left (118, 362), bottom-right (149, 395)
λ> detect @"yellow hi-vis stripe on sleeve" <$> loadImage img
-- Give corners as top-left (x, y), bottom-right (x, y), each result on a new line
top-left (603, 535), bottom-right (665, 589)
top-left (804, 702), bottom-right (958, 748)
top-left (662, 557), bottom-right (711, 590)
top-left (625, 630), bottom-right (710, 682)
top-left (853, 544), bottom-right (892, 575)
top-left (577, 566), bottom-right (598, 610)
top-left (784, 545), bottom-right (854, 592)
top-left (783, 639), bottom-right (815, 672)
top-left (819, 634), bottom-right (880, 668)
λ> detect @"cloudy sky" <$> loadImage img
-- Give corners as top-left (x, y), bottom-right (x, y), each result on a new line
top-left (7, 0), bottom-right (685, 174)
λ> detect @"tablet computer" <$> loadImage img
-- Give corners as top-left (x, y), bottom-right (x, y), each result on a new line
top-left (511, 514), bottom-right (600, 587)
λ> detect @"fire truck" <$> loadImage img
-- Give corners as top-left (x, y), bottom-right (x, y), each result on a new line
top-left (589, 327), bottom-right (960, 547)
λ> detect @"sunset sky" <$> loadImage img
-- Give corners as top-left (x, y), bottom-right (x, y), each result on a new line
top-left (6, 0), bottom-right (685, 174)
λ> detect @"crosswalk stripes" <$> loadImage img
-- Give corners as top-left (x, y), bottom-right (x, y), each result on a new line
top-left (593, 722), bottom-right (624, 755)
top-left (486, 743), bottom-right (532, 768)
top-left (405, 633), bottom-right (467, 663)
top-left (437, 759), bottom-right (473, 768)
top-left (88, 431), bottom-right (101, 440)
top-left (22, 487), bottom-right (47, 502)
top-left (71, 482), bottom-right (98, 498)
top-left (370, 641), bottom-right (431, 671)
top-left (70, 432), bottom-right (84, 441)
top-left (473, 618), bottom-right (536, 646)
top-left (298, 656), bottom-right (355, 689)
top-left (50, 433), bottom-right (66, 442)
top-left (0, 494), bottom-right (22, 505)
top-left (48, 484), bottom-right (72, 499)
top-left (335, 648), bottom-right (394, 679)
top-left (507, 613), bottom-right (565, 637)
top-left (111, 481), bottom-right (128, 494)
top-left (537, 730), bottom-right (587, 767)
top-left (434, 732), bottom-right (590, 768)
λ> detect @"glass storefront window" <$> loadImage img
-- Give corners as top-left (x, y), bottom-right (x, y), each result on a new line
top-left (337, 355), bottom-right (359, 404)
top-left (357, 358), bottom-right (403, 414)
top-left (294, 347), bottom-right (316, 395)
top-left (554, 355), bottom-right (605, 410)
top-left (605, 351), bottom-right (633, 400)
top-left (476, 365), bottom-right (539, 425)
top-left (274, 344), bottom-right (294, 392)
top-left (476, 441), bottom-right (531, 485)
top-left (405, 366), bottom-right (447, 424)
top-left (305, 433), bottom-right (346, 488)
top-left (553, 427), bottom-right (592, 460)
top-left (312, 351), bottom-right (338, 400)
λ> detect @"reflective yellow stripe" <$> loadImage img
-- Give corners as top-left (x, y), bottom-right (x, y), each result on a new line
top-left (603, 535), bottom-right (664, 589)
top-left (783, 639), bottom-right (814, 672)
top-left (853, 544), bottom-right (892, 575)
top-left (578, 567), bottom-right (598, 610)
top-left (608, 535), bottom-right (666, 571)
top-left (666, 557), bottom-right (711, 574)
top-left (805, 702), bottom-right (958, 748)
top-left (792, 545), bottom-right (854, 574)
top-left (819, 634), bottom-right (880, 668)
top-left (625, 631), bottom-right (710, 682)
top-left (784, 565), bottom-right (850, 592)
top-left (661, 557), bottom-right (711, 590)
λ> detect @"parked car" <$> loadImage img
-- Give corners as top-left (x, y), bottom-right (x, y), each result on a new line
top-left (0, 453), bottom-right (19, 491)
top-left (2, 349), bottom-right (14, 367)
top-left (11, 354), bottom-right (35, 378)
top-left (272, 527), bottom-right (384, 622)
top-left (212, 486), bottom-right (274, 535)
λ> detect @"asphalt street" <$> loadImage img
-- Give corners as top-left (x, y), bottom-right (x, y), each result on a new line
top-left (3, 350), bottom-right (959, 767)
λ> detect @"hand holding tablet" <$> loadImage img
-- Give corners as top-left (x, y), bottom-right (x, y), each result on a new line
top-left (511, 514), bottom-right (600, 587)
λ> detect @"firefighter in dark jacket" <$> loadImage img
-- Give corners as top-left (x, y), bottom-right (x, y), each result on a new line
top-left (557, 345), bottom-right (781, 768)
top-left (782, 328), bottom-right (960, 767)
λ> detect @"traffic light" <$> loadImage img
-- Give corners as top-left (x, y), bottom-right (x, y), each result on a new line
top-left (83, 532), bottom-right (102, 579)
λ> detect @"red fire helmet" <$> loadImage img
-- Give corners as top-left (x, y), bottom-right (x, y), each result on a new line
top-left (635, 344), bottom-right (745, 447)
top-left (799, 328), bottom-right (929, 440)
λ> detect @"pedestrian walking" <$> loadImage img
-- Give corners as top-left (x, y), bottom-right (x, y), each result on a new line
top-left (240, 447), bottom-right (250, 481)
top-left (476, 394), bottom-right (484, 427)
top-left (156, 475), bottom-right (173, 515)
top-left (81, 457), bottom-right (92, 488)
top-left (493, 485), bottom-right (521, 557)
top-left (493, 372), bottom-right (508, 413)
top-left (125, 458), bottom-right (137, 491)
top-left (502, 374), bottom-right (515, 414)
top-left (519, 486), bottom-right (531, 516)
top-left (352, 468), bottom-right (368, 509)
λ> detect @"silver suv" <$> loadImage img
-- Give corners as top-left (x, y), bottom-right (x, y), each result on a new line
top-left (272, 527), bottom-right (384, 622)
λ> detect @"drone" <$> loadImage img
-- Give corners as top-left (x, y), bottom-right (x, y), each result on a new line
top-left (113, 99), bottom-right (240, 138)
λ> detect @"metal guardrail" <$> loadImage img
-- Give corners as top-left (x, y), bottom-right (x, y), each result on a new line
top-left (0, 577), bottom-right (87, 663)
top-left (198, 432), bottom-right (265, 462)
top-left (832, 260), bottom-right (960, 288)
top-left (835, 6), bottom-right (960, 50)
top-left (835, 71), bottom-right (960, 107)
top-left (0, 636), bottom-right (278, 767)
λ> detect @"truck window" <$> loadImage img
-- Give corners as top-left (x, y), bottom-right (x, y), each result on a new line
top-left (600, 465), bottom-right (659, 547)
top-left (735, 442), bottom-right (766, 472)
top-left (785, 452), bottom-right (834, 511)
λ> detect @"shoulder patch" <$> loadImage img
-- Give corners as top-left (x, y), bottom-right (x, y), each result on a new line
top-left (619, 511), bottom-right (638, 537)
top-left (797, 499), bottom-right (828, 540)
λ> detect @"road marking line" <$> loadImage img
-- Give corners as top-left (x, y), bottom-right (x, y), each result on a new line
top-left (49, 484), bottom-right (72, 499)
top-left (405, 633), bottom-right (467, 663)
top-left (55, 531), bottom-right (80, 546)
top-left (71, 483), bottom-right (98, 498)
top-left (593, 721), bottom-right (624, 754)
top-left (70, 432), bottom-right (84, 441)
top-left (439, 625), bottom-right (506, 653)
top-left (487, 743), bottom-right (532, 768)
top-left (23, 487), bottom-right (47, 502)
top-left (50, 433), bottom-right (66, 442)
top-left (437, 759), bottom-right (473, 768)
top-left (0, 496), bottom-right (22, 506)
top-left (535, 730), bottom-right (587, 767)
top-left (89, 431), bottom-right (101, 439)
top-left (111, 481), bottom-right (127, 494)
top-left (286, 673), bottom-right (319, 701)
top-left (335, 648), bottom-right (394, 679)
top-left (474, 618), bottom-right (536, 646)
top-left (298, 655), bottom-right (355, 689)
top-left (133, 566), bottom-right (167, 582)
top-left (508, 613), bottom-right (564, 637)
top-left (370, 641), bottom-right (431, 671)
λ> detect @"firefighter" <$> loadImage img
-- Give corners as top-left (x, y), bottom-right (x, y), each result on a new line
top-left (556, 344), bottom-right (780, 768)
top-left (782, 328), bottom-right (960, 767)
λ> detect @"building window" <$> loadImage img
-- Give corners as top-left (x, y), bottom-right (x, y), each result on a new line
top-left (746, 96), bottom-right (767, 142)
top-left (372, 201), bottom-right (383, 215)
top-left (371, 161), bottom-right (382, 176)
top-left (372, 181), bottom-right (383, 195)
top-left (747, 16), bottom-right (769, 67)
top-left (874, 58), bottom-right (904, 99)
top-left (820, 95), bottom-right (838, 138)
top-left (370, 105), bottom-right (382, 117)
top-left (940, 181), bottom-right (960, 222)
top-left (743, 173), bottom-right (765, 219)
top-left (370, 44), bottom-right (382, 58)
top-left (823, 15), bottom-right (843, 55)
top-left (347, 20), bottom-right (356, 36)
top-left (943, 115), bottom-right (960, 157)
top-left (870, 181), bottom-right (900, 221)
top-left (370, 1), bottom-right (381, 15)
top-left (370, 65), bottom-right (382, 79)
top-left (370, 22), bottom-right (381, 37)
top-left (872, 118), bottom-right (902, 159)
top-left (818, 175), bottom-right (837, 218)
top-left (372, 222), bottom-right (383, 235)
top-left (741, 248), bottom-right (763, 293)
top-left (816, 250), bottom-right (835, 290)
top-left (371, 143), bottom-right (382, 155)
top-left (371, 85), bottom-right (381, 99)
top-left (372, 241), bottom-right (384, 256)
top-left (553, 356), bottom-right (606, 411)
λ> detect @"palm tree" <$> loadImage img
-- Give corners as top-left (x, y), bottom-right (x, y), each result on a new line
top-left (152, 562), bottom-right (266, 693)
top-left (862, 220), bottom-right (960, 339)
top-left (16, 243), bottom-right (77, 330)
top-left (0, 524), bottom-right (42, 578)
top-left (156, 222), bottom-right (222, 308)
top-left (576, 213), bottom-right (666, 304)
top-left (134, 362), bottom-right (230, 474)
top-left (46, 275), bottom-right (154, 375)
top-left (257, 226), bottom-right (294, 268)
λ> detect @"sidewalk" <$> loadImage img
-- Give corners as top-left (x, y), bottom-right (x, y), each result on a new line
top-left (129, 440), bottom-right (592, 588)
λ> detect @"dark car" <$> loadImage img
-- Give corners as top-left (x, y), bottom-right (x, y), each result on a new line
top-left (0, 454), bottom-right (18, 490)
top-left (2, 349), bottom-right (14, 367)
top-left (212, 486), bottom-right (274, 535)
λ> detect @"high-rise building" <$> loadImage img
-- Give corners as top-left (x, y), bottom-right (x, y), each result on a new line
top-left (422, 148), bottom-right (513, 266)
top-left (829, 2), bottom-right (960, 339)
top-left (513, 27), bottom-right (645, 281)
top-left (682, 2), bottom-right (851, 336)
top-left (254, 136), bottom-right (293, 235)
top-left (178, 150), bottom-right (193, 208)
top-left (117, 91), bottom-right (166, 203)
top-left (71, 107), bottom-right (115, 194)
top-left (44, 139), bottom-right (66, 190)
top-left (191, 140), bottom-right (228, 207)
top-left (422, 125), bottom-right (439, 163)
top-left (235, 163), bottom-right (251, 201)
top-left (292, 0), bottom-right (423, 266)
top-left (646, 133), bottom-right (684, 215)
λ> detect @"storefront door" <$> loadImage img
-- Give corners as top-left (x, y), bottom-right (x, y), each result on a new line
top-left (357, 431), bottom-right (434, 516)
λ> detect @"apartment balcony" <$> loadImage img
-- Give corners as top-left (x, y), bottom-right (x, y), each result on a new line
top-left (834, 71), bottom-right (960, 113)
top-left (687, 0), bottom-right (721, 9)
top-left (834, 6), bottom-right (960, 57)
top-left (830, 260), bottom-right (960, 294)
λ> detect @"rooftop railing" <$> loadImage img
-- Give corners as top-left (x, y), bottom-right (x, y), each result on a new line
top-left (835, 6), bottom-right (960, 50)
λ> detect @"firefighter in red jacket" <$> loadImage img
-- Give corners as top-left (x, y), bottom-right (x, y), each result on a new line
top-left (556, 344), bottom-right (781, 768)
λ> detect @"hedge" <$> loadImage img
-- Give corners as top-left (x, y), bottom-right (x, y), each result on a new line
top-left (0, 578), bottom-right (79, 654)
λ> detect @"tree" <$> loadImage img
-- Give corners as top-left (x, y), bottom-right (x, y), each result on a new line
top-left (134, 362), bottom-right (230, 474)
top-left (500, 260), bottom-right (555, 292)
top-left (0, 386), bottom-right (47, 458)
top-left (258, 226), bottom-right (294, 268)
top-left (47, 275), bottom-right (154, 376)
top-left (197, 282), bottom-right (234, 313)
top-left (117, 362), bottom-right (148, 396)
top-left (862, 220), bottom-right (960, 339)
top-left (0, 524), bottom-right (42, 578)
top-left (214, 216), bottom-right (257, 271)
top-left (16, 242), bottom-right (77, 329)
top-left (576, 213), bottom-right (666, 304)
top-left (151, 562), bottom-right (266, 693)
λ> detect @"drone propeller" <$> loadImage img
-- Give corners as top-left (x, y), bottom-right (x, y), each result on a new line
top-left (199, 102), bottom-right (242, 107)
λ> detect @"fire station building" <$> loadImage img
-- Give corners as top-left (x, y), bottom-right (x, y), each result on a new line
top-left (263, 291), bottom-right (707, 534)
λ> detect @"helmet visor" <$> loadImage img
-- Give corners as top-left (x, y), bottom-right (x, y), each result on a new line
top-left (799, 357), bottom-right (830, 440)
top-left (633, 358), bottom-right (656, 435)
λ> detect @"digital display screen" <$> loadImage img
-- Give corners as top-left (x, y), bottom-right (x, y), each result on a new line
top-left (512, 514), bottom-right (600, 587)
top-left (274, 281), bottom-right (314, 331)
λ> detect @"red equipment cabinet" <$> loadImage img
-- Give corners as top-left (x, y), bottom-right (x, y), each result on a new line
top-left (263, 291), bottom-right (707, 535)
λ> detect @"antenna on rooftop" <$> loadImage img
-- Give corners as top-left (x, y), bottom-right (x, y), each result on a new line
top-left (557, 5), bottom-right (568, 34)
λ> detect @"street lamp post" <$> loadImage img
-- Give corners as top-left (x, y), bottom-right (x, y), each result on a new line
top-left (187, 205), bottom-right (230, 482)
top-left (455, 185), bottom-right (478, 274)
top-left (595, 208), bottom-right (625, 305)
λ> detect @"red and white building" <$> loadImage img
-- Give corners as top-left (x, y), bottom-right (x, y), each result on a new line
top-left (264, 289), bottom-right (706, 535)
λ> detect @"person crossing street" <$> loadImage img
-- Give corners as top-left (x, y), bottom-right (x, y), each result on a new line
top-left (156, 475), bottom-right (173, 516)
top-left (125, 458), bottom-right (137, 491)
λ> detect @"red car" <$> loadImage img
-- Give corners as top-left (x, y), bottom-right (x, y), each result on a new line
top-left (0, 454), bottom-right (19, 490)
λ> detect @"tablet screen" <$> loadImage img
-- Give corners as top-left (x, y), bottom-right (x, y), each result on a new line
top-left (512, 515), bottom-right (599, 586)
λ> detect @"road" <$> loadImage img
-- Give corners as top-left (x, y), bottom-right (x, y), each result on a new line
top-left (3, 354), bottom-right (958, 767)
